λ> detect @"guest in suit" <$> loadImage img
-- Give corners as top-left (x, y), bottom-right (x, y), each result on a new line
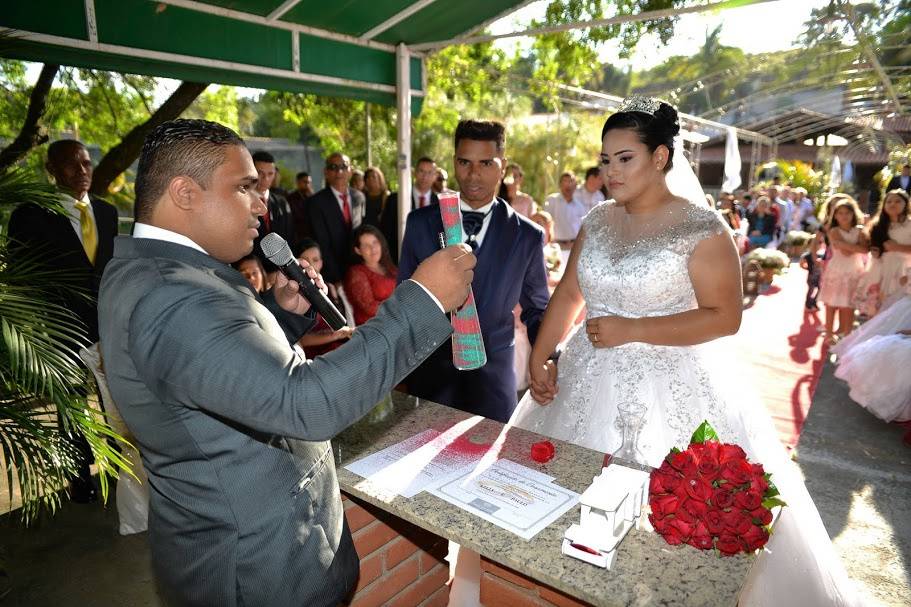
top-left (287, 171), bottom-right (313, 245)
top-left (384, 157), bottom-right (440, 263)
top-left (251, 151), bottom-right (295, 270)
top-left (303, 152), bottom-right (365, 284)
top-left (7, 139), bottom-right (119, 503)
top-left (887, 164), bottom-right (911, 196)
top-left (97, 119), bottom-right (475, 607)
top-left (398, 120), bottom-right (551, 423)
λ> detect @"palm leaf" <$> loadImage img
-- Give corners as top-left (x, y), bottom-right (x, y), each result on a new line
top-left (0, 169), bottom-right (131, 522)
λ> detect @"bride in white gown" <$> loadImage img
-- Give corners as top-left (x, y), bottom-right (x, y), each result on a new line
top-left (508, 97), bottom-right (863, 607)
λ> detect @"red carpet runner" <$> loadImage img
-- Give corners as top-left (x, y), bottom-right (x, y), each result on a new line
top-left (732, 263), bottom-right (828, 450)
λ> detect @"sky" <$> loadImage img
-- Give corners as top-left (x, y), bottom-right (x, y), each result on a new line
top-left (488, 0), bottom-right (834, 70)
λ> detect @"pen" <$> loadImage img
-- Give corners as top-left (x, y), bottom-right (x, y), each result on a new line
top-left (570, 542), bottom-right (603, 556)
top-left (438, 232), bottom-right (446, 249)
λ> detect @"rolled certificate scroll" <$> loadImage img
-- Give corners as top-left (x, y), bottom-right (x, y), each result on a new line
top-left (438, 191), bottom-right (487, 370)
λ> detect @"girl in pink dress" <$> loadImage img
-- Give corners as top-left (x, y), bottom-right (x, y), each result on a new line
top-left (818, 197), bottom-right (868, 343)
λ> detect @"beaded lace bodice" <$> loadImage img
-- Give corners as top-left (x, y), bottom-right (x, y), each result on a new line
top-left (577, 200), bottom-right (728, 318)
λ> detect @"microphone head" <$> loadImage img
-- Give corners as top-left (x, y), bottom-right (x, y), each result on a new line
top-left (260, 233), bottom-right (294, 266)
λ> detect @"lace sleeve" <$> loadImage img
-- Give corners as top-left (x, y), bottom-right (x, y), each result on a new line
top-left (675, 205), bottom-right (731, 256)
top-left (343, 265), bottom-right (381, 323)
top-left (581, 200), bottom-right (613, 232)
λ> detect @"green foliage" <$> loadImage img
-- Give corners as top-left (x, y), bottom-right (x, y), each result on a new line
top-left (183, 85), bottom-right (241, 133)
top-left (773, 160), bottom-right (824, 200)
top-left (689, 420), bottom-right (719, 444)
top-left (0, 169), bottom-right (130, 523)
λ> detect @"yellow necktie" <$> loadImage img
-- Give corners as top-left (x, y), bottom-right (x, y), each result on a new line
top-left (73, 200), bottom-right (98, 265)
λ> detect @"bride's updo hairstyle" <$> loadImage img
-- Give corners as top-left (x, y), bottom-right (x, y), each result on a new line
top-left (601, 96), bottom-right (680, 173)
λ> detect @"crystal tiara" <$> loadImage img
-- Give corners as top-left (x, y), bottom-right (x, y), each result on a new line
top-left (618, 95), bottom-right (662, 115)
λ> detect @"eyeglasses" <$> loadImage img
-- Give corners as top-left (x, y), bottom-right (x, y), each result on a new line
top-left (326, 163), bottom-right (350, 172)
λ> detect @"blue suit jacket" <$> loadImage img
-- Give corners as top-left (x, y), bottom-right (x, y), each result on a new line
top-left (397, 199), bottom-right (550, 421)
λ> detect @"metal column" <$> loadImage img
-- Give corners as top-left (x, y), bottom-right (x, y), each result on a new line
top-left (396, 43), bottom-right (412, 249)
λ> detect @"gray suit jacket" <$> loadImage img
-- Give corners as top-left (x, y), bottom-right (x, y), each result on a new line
top-left (98, 236), bottom-right (451, 607)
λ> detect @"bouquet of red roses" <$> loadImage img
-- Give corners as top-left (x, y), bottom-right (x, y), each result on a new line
top-left (647, 421), bottom-right (786, 556)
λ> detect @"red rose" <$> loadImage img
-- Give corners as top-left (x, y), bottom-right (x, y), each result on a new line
top-left (716, 533), bottom-right (745, 556)
top-left (650, 494), bottom-right (680, 519)
top-left (667, 516), bottom-right (695, 543)
top-left (719, 443), bottom-right (747, 464)
top-left (683, 476), bottom-right (713, 502)
top-left (649, 514), bottom-right (670, 536)
top-left (669, 451), bottom-right (698, 477)
top-left (720, 459), bottom-right (752, 486)
top-left (686, 521), bottom-right (714, 550)
top-left (722, 510), bottom-right (753, 536)
top-left (530, 441), bottom-right (555, 463)
top-left (712, 487), bottom-right (735, 509)
top-left (705, 509), bottom-right (726, 535)
top-left (753, 475), bottom-right (770, 494)
top-left (734, 490), bottom-right (762, 511)
top-left (751, 462), bottom-right (765, 478)
top-left (674, 506), bottom-right (697, 525)
top-left (742, 524), bottom-right (770, 551)
top-left (650, 470), bottom-right (681, 495)
top-left (657, 459), bottom-right (677, 477)
top-left (750, 507), bottom-right (773, 526)
top-left (683, 498), bottom-right (709, 518)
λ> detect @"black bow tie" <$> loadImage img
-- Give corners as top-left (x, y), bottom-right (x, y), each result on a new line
top-left (462, 211), bottom-right (486, 249)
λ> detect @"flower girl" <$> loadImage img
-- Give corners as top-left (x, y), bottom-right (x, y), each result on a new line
top-left (817, 197), bottom-right (868, 342)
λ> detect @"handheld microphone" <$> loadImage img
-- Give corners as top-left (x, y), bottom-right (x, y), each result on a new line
top-left (260, 233), bottom-right (348, 331)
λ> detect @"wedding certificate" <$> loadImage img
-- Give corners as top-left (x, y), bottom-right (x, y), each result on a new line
top-left (428, 459), bottom-right (580, 541)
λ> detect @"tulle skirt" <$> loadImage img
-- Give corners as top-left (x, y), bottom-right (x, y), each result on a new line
top-left (832, 295), bottom-right (911, 357)
top-left (835, 334), bottom-right (911, 422)
top-left (819, 252), bottom-right (866, 308)
top-left (509, 327), bottom-right (863, 607)
top-left (879, 251), bottom-right (911, 300)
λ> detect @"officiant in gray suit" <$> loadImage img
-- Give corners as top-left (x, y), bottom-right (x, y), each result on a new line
top-left (97, 119), bottom-right (475, 607)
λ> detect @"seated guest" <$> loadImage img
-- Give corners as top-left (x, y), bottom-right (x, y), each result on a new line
top-left (497, 163), bottom-right (536, 217)
top-left (232, 254), bottom-right (267, 294)
top-left (747, 196), bottom-right (776, 248)
top-left (344, 225), bottom-right (397, 325)
top-left (295, 239), bottom-right (353, 358)
top-left (529, 210), bottom-right (563, 285)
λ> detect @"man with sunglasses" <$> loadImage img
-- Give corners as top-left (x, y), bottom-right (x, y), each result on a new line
top-left (302, 152), bottom-right (365, 284)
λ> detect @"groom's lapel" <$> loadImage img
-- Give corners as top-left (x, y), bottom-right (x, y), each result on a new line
top-left (473, 200), bottom-right (517, 299)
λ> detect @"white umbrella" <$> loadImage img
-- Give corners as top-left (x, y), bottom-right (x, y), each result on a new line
top-left (721, 127), bottom-right (742, 193)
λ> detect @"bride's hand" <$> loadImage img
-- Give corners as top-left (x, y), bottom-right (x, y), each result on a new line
top-left (529, 359), bottom-right (558, 404)
top-left (586, 316), bottom-right (635, 348)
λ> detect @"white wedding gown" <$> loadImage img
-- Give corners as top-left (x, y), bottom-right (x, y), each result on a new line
top-left (509, 201), bottom-right (863, 607)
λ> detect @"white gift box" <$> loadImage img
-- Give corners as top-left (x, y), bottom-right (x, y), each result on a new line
top-left (562, 464), bottom-right (650, 569)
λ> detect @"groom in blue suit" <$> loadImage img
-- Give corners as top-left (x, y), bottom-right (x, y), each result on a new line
top-left (398, 120), bottom-right (550, 422)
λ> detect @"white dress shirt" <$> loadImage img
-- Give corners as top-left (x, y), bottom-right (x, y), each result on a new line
top-left (574, 186), bottom-right (606, 212)
top-left (60, 192), bottom-right (98, 246)
top-left (544, 192), bottom-right (587, 241)
top-left (133, 223), bottom-right (208, 254)
top-left (413, 188), bottom-right (433, 209)
top-left (460, 198), bottom-right (496, 248)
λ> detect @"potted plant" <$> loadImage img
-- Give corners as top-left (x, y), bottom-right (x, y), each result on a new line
top-left (745, 248), bottom-right (790, 284)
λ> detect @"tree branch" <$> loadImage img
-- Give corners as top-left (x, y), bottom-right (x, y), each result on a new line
top-left (0, 63), bottom-right (59, 172)
top-left (90, 81), bottom-right (208, 196)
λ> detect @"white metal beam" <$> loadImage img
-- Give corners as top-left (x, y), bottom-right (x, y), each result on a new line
top-left (360, 0), bottom-right (440, 40)
top-left (11, 29), bottom-right (427, 98)
top-left (413, 0), bottom-right (778, 52)
top-left (396, 43), bottom-right (412, 250)
top-left (154, 0), bottom-right (397, 53)
top-left (842, 0), bottom-right (904, 114)
top-left (267, 0), bottom-right (303, 21)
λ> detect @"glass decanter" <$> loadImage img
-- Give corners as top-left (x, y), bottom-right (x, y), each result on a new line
top-left (608, 401), bottom-right (649, 470)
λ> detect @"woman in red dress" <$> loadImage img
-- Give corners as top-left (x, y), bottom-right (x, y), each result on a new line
top-left (344, 225), bottom-right (398, 325)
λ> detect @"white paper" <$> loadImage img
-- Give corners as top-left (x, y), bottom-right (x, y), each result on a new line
top-left (429, 459), bottom-right (580, 541)
top-left (344, 427), bottom-right (489, 498)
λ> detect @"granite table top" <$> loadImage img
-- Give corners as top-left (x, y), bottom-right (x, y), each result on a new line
top-left (334, 392), bottom-right (754, 607)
